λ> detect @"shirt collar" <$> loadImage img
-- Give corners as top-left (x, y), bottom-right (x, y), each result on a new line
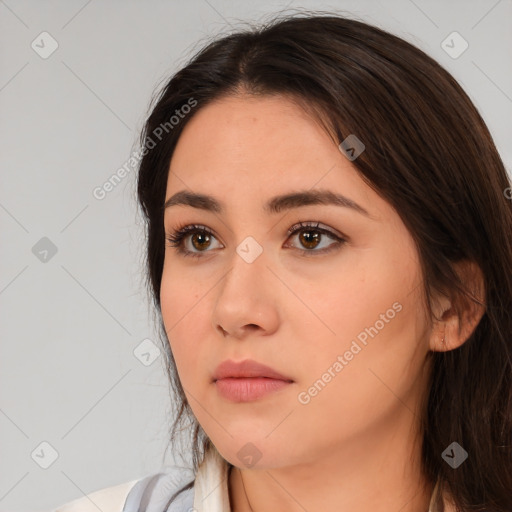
top-left (192, 445), bottom-right (447, 512)
top-left (193, 445), bottom-right (232, 512)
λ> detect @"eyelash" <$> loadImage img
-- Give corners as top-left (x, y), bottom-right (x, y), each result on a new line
top-left (165, 221), bottom-right (346, 259)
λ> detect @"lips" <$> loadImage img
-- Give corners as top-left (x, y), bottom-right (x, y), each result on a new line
top-left (212, 359), bottom-right (293, 382)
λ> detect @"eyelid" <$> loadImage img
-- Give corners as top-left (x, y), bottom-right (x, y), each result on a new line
top-left (165, 220), bottom-right (347, 257)
top-left (286, 220), bottom-right (345, 239)
top-left (283, 221), bottom-right (346, 255)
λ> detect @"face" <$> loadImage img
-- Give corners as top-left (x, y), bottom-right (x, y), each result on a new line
top-left (161, 93), bottom-right (432, 470)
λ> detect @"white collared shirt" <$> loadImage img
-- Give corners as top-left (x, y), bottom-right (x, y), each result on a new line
top-left (52, 446), bottom-right (230, 512)
top-left (53, 445), bottom-right (447, 511)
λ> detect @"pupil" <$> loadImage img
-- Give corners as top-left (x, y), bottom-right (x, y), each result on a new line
top-left (190, 230), bottom-right (321, 251)
top-left (193, 233), bottom-right (210, 250)
top-left (300, 231), bottom-right (320, 249)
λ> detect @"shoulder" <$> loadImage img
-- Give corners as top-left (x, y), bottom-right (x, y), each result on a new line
top-left (53, 465), bottom-right (196, 512)
top-left (52, 479), bottom-right (138, 512)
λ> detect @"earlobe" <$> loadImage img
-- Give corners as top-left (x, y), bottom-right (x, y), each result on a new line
top-left (428, 260), bottom-right (486, 353)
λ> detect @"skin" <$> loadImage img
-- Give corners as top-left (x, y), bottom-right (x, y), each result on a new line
top-left (160, 93), bottom-right (482, 511)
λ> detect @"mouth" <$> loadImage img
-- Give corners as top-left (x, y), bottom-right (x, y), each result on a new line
top-left (212, 358), bottom-right (293, 382)
top-left (214, 377), bottom-right (293, 402)
top-left (212, 359), bottom-right (294, 402)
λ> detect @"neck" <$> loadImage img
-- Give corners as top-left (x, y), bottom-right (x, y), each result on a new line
top-left (228, 411), bottom-right (434, 512)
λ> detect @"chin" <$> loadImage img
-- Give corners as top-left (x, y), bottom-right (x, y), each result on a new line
top-left (212, 436), bottom-right (299, 471)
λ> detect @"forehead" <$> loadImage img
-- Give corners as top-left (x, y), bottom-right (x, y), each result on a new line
top-left (163, 94), bottom-right (390, 224)
top-left (166, 93), bottom-right (350, 189)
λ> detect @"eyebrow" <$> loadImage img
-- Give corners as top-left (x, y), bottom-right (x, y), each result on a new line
top-left (163, 189), bottom-right (370, 216)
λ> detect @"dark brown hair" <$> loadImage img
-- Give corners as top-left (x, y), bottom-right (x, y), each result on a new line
top-left (136, 10), bottom-right (512, 511)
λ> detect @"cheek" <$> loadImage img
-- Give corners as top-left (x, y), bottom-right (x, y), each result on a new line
top-left (160, 258), bottom-right (211, 328)
top-left (292, 246), bottom-right (427, 391)
top-left (160, 269), bottom-right (208, 382)
top-left (292, 290), bottom-right (428, 445)
top-left (287, 251), bottom-right (416, 347)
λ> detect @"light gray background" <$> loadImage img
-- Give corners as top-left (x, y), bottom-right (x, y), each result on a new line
top-left (1, 1), bottom-right (511, 511)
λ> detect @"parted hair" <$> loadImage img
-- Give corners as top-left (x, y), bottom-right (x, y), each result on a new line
top-left (136, 10), bottom-right (512, 511)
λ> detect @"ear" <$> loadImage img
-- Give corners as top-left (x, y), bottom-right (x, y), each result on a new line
top-left (429, 260), bottom-right (486, 352)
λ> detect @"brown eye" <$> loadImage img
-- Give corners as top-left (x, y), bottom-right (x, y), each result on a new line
top-left (165, 225), bottom-right (222, 258)
top-left (191, 231), bottom-right (212, 251)
top-left (298, 230), bottom-right (322, 249)
top-left (166, 221), bottom-right (346, 259)
top-left (285, 221), bottom-right (346, 256)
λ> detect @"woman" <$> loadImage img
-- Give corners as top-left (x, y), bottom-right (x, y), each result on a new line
top-left (54, 10), bottom-right (512, 512)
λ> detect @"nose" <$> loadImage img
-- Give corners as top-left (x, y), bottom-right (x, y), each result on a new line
top-left (211, 249), bottom-right (280, 340)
